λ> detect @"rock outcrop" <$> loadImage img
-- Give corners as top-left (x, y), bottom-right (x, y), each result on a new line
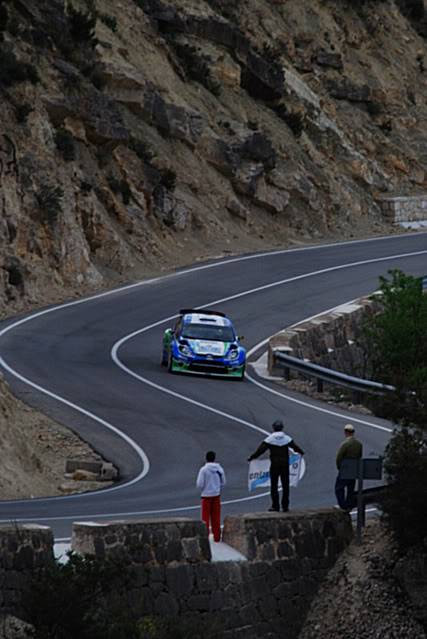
top-left (0, 0), bottom-right (427, 315)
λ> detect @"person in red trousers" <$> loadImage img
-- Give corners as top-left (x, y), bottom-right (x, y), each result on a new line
top-left (196, 451), bottom-right (226, 542)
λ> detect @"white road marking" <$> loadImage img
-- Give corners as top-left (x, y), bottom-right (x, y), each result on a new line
top-left (113, 249), bottom-right (426, 437)
top-left (0, 240), bottom-right (424, 515)
top-left (245, 302), bottom-right (393, 433)
top-left (0, 490), bottom-right (272, 524)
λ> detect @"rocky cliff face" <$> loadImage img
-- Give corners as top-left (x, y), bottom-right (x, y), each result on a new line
top-left (1, 0), bottom-right (427, 315)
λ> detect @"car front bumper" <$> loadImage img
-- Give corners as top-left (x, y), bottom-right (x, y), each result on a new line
top-left (170, 356), bottom-right (245, 377)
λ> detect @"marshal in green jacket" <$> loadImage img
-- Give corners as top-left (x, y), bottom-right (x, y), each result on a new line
top-left (336, 437), bottom-right (363, 470)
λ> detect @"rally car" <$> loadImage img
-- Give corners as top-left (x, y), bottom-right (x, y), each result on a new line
top-left (161, 309), bottom-right (246, 380)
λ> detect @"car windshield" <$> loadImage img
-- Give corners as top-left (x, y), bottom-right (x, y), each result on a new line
top-left (181, 323), bottom-right (235, 342)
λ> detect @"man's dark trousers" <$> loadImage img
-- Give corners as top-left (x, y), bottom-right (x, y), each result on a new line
top-left (335, 475), bottom-right (356, 510)
top-left (270, 463), bottom-right (289, 511)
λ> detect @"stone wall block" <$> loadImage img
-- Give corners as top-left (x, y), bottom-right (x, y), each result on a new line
top-left (195, 563), bottom-right (217, 592)
top-left (187, 594), bottom-right (211, 611)
top-left (155, 592), bottom-right (179, 616)
top-left (209, 589), bottom-right (225, 612)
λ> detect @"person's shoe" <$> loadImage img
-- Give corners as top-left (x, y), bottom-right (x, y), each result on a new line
top-left (268, 507), bottom-right (279, 512)
top-left (282, 508), bottom-right (289, 512)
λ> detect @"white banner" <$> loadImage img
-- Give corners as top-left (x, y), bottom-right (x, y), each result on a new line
top-left (248, 451), bottom-right (305, 492)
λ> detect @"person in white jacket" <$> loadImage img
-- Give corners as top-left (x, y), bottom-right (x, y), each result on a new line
top-left (196, 451), bottom-right (226, 542)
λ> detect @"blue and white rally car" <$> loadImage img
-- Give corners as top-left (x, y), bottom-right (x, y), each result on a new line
top-left (161, 309), bottom-right (246, 380)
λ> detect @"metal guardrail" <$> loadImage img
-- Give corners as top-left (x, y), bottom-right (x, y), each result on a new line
top-left (361, 485), bottom-right (389, 505)
top-left (273, 351), bottom-right (395, 402)
top-left (273, 275), bottom-right (427, 401)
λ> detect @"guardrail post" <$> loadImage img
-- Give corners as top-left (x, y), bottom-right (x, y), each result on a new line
top-left (316, 378), bottom-right (323, 393)
top-left (352, 390), bottom-right (362, 405)
top-left (283, 367), bottom-right (290, 381)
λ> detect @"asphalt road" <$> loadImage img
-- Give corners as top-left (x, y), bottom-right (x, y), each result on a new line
top-left (0, 233), bottom-right (426, 539)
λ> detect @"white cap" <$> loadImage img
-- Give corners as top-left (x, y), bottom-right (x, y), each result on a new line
top-left (344, 424), bottom-right (355, 432)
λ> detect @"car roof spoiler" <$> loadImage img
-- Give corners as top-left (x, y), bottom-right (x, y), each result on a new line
top-left (179, 308), bottom-right (226, 318)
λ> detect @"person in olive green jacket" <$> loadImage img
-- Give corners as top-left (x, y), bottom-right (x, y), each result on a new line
top-left (335, 424), bottom-right (363, 511)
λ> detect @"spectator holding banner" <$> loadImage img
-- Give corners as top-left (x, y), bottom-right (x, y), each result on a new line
top-left (196, 451), bottom-right (226, 542)
top-left (248, 420), bottom-right (304, 512)
top-left (335, 423), bottom-right (363, 512)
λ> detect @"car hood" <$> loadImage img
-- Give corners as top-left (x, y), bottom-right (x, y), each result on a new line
top-left (187, 339), bottom-right (229, 356)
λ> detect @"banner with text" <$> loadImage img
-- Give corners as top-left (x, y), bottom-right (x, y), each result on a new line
top-left (248, 451), bottom-right (305, 492)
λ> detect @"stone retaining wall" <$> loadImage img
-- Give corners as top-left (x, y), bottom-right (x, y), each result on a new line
top-left (71, 511), bottom-right (352, 639)
top-left (0, 511), bottom-right (352, 638)
top-left (377, 194), bottom-right (427, 223)
top-left (0, 525), bottom-right (53, 618)
top-left (268, 295), bottom-right (380, 377)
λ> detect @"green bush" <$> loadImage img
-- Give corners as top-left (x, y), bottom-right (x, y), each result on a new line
top-left (129, 138), bottom-right (154, 164)
top-left (363, 270), bottom-right (427, 549)
top-left (0, 50), bottom-right (39, 87)
top-left (24, 552), bottom-right (223, 639)
top-left (100, 13), bottom-right (118, 32)
top-left (272, 103), bottom-right (304, 137)
top-left (108, 176), bottom-right (132, 205)
top-left (15, 103), bottom-right (33, 124)
top-left (0, 1), bottom-right (8, 35)
top-left (35, 184), bottom-right (64, 226)
top-left (54, 128), bottom-right (76, 162)
top-left (380, 426), bottom-right (427, 549)
top-left (159, 168), bottom-right (177, 191)
top-left (68, 4), bottom-right (97, 46)
top-left (24, 552), bottom-right (142, 639)
top-left (362, 270), bottom-right (427, 401)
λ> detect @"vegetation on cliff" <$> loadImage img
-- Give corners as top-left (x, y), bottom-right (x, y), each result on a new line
top-left (363, 271), bottom-right (427, 549)
top-left (0, 0), bottom-right (427, 316)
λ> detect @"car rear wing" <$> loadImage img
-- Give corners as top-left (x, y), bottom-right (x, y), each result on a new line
top-left (179, 308), bottom-right (226, 317)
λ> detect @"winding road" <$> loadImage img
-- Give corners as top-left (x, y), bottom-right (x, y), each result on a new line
top-left (0, 233), bottom-right (426, 540)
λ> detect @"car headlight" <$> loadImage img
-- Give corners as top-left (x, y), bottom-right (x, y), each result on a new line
top-left (229, 349), bottom-right (239, 360)
top-left (178, 344), bottom-right (192, 356)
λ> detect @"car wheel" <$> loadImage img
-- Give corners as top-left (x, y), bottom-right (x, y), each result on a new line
top-left (238, 365), bottom-right (245, 381)
top-left (167, 352), bottom-right (174, 373)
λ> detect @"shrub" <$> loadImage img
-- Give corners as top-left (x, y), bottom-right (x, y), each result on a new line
top-left (159, 168), bottom-right (177, 191)
top-left (363, 270), bottom-right (427, 549)
top-left (362, 270), bottom-right (427, 399)
top-left (0, 50), bottom-right (39, 87)
top-left (397, 0), bottom-right (425, 20)
top-left (89, 67), bottom-right (107, 90)
top-left (380, 425), bottom-right (427, 549)
top-left (23, 550), bottom-right (224, 639)
top-left (68, 4), bottom-right (97, 47)
top-left (108, 176), bottom-right (132, 205)
top-left (100, 14), bottom-right (118, 32)
top-left (24, 552), bottom-right (143, 639)
top-left (15, 103), bottom-right (33, 124)
top-left (172, 42), bottom-right (221, 96)
top-left (35, 184), bottom-right (64, 226)
top-left (129, 138), bottom-right (154, 164)
top-left (272, 103), bottom-right (304, 137)
top-left (0, 1), bottom-right (8, 35)
top-left (54, 128), bottom-right (76, 162)
top-left (366, 101), bottom-right (383, 116)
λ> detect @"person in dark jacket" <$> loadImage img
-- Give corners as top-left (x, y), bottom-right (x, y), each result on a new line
top-left (248, 420), bottom-right (304, 512)
top-left (335, 423), bottom-right (363, 511)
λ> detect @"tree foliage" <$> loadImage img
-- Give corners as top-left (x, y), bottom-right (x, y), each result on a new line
top-left (363, 270), bottom-right (427, 419)
top-left (24, 551), bottom-right (222, 639)
top-left (24, 551), bottom-right (142, 639)
top-left (381, 426), bottom-right (427, 549)
top-left (363, 270), bottom-right (427, 549)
